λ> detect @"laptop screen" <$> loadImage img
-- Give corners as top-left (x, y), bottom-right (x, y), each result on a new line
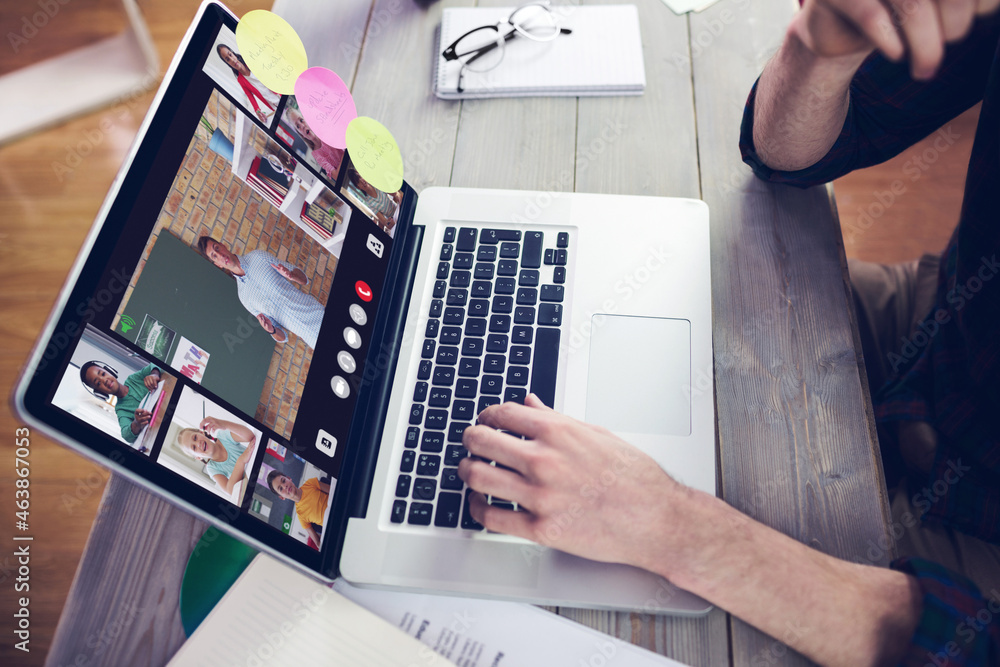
top-left (20, 4), bottom-right (413, 569)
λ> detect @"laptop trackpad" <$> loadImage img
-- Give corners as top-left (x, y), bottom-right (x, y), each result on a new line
top-left (585, 316), bottom-right (691, 436)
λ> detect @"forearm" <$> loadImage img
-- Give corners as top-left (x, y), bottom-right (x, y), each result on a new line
top-left (650, 487), bottom-right (922, 666)
top-left (752, 22), bottom-right (868, 171)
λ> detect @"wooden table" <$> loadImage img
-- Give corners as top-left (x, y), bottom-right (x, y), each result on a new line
top-left (45, 0), bottom-right (893, 664)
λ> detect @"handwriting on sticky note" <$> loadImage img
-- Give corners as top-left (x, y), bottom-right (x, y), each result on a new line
top-left (235, 10), bottom-right (308, 95)
top-left (346, 117), bottom-right (404, 193)
top-left (294, 67), bottom-right (357, 149)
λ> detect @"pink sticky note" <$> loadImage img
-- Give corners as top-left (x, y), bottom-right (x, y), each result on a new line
top-left (294, 67), bottom-right (357, 149)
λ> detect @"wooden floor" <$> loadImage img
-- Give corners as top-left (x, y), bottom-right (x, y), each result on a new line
top-left (0, 1), bottom-right (975, 664)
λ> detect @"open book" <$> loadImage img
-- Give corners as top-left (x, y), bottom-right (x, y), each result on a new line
top-left (434, 5), bottom-right (646, 99)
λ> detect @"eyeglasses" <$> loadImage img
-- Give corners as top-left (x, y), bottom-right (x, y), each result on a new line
top-left (441, 2), bottom-right (573, 93)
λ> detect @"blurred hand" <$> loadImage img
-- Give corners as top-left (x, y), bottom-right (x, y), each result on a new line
top-left (458, 395), bottom-right (684, 568)
top-left (199, 417), bottom-right (220, 438)
top-left (143, 373), bottom-right (160, 391)
top-left (256, 313), bottom-right (275, 333)
top-left (133, 409), bottom-right (152, 430)
top-left (794, 0), bottom-right (997, 79)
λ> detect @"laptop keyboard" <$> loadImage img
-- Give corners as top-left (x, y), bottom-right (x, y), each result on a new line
top-left (391, 226), bottom-right (569, 531)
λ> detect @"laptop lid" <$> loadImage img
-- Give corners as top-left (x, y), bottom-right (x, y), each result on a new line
top-left (13, 1), bottom-right (421, 582)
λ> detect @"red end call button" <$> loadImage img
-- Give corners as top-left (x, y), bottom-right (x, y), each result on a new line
top-left (355, 280), bottom-right (373, 302)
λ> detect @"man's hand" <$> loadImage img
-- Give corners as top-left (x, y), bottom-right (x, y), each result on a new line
top-left (131, 408), bottom-right (152, 434)
top-left (143, 372), bottom-right (160, 392)
top-left (458, 394), bottom-right (684, 570)
top-left (795, 0), bottom-right (996, 79)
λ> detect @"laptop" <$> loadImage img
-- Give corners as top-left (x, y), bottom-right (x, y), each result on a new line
top-left (13, 1), bottom-right (715, 614)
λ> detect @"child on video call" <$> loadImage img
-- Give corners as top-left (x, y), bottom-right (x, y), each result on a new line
top-left (176, 416), bottom-right (256, 497)
top-left (80, 361), bottom-right (161, 444)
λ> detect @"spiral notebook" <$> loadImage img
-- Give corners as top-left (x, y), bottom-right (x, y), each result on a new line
top-left (434, 4), bottom-right (646, 99)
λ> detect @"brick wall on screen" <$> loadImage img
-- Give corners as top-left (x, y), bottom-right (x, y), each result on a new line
top-left (116, 92), bottom-right (336, 440)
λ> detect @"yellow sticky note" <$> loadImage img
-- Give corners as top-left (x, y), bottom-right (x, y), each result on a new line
top-left (345, 117), bottom-right (404, 194)
top-left (235, 10), bottom-right (308, 95)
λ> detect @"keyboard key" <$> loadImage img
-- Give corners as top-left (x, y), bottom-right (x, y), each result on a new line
top-left (464, 318), bottom-right (487, 336)
top-left (429, 299), bottom-right (443, 317)
top-left (497, 259), bottom-right (518, 276)
top-left (446, 289), bottom-right (468, 306)
top-left (462, 337), bottom-right (484, 356)
top-left (391, 499), bottom-right (407, 523)
top-left (448, 422), bottom-right (470, 443)
top-left (522, 231), bottom-right (543, 268)
top-left (538, 303), bottom-right (563, 326)
top-left (445, 445), bottom-right (467, 466)
top-left (481, 228), bottom-right (521, 243)
top-left (468, 298), bottom-right (489, 317)
top-left (557, 232), bottom-right (569, 248)
top-left (428, 387), bottom-right (452, 407)
top-left (492, 296), bottom-right (513, 314)
top-left (396, 474), bottom-right (411, 497)
top-left (512, 326), bottom-right (533, 344)
top-left (440, 326), bottom-right (461, 345)
top-left (518, 269), bottom-right (539, 286)
top-left (484, 354), bottom-right (505, 373)
top-left (516, 288), bottom-right (538, 305)
top-left (413, 381), bottom-right (428, 401)
top-left (435, 492), bottom-right (462, 527)
top-left (477, 246), bottom-right (497, 262)
top-left (425, 319), bottom-right (440, 338)
top-left (474, 263), bottom-right (495, 280)
top-left (418, 359), bottom-right (432, 380)
top-left (417, 454), bottom-right (441, 477)
top-left (509, 346), bottom-right (531, 365)
top-left (544, 248), bottom-right (555, 265)
top-left (453, 252), bottom-right (473, 269)
top-left (440, 243), bottom-right (453, 260)
top-left (443, 226), bottom-right (456, 243)
top-left (422, 339), bottom-right (436, 359)
top-left (491, 499), bottom-right (515, 511)
top-left (555, 249), bottom-right (568, 265)
top-left (405, 426), bottom-right (420, 448)
top-left (504, 387), bottom-right (527, 403)
top-left (414, 478), bottom-right (437, 501)
top-left (455, 378), bottom-right (477, 398)
top-left (489, 314), bottom-right (511, 332)
top-left (433, 280), bottom-right (447, 297)
top-left (495, 277), bottom-right (516, 294)
top-left (456, 227), bottom-right (477, 251)
top-left (436, 346), bottom-right (459, 365)
top-left (436, 261), bottom-right (450, 279)
top-left (421, 431), bottom-right (445, 452)
top-left (507, 366), bottom-right (529, 386)
top-left (425, 409), bottom-right (448, 430)
top-left (530, 327), bottom-right (561, 407)
top-left (461, 490), bottom-right (483, 530)
top-left (471, 281), bottom-right (492, 299)
top-left (486, 334), bottom-right (508, 353)
top-left (513, 307), bottom-right (535, 324)
top-left (441, 469), bottom-right (464, 492)
top-left (409, 404), bottom-right (424, 424)
top-left (499, 242), bottom-right (520, 258)
top-left (408, 502), bottom-right (433, 525)
top-left (400, 449), bottom-right (416, 473)
top-left (478, 396), bottom-right (501, 413)
top-left (553, 267), bottom-right (566, 284)
top-left (458, 357), bottom-right (481, 377)
top-left (540, 285), bottom-right (564, 302)
top-left (481, 374), bottom-right (503, 395)
top-left (451, 400), bottom-right (476, 421)
top-left (450, 271), bottom-right (471, 288)
top-left (443, 307), bottom-right (464, 325)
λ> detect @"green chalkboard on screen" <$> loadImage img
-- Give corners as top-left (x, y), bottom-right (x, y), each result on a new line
top-left (119, 232), bottom-right (274, 415)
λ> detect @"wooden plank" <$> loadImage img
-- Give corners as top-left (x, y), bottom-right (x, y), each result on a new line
top-left (45, 475), bottom-right (207, 667)
top-left (689, 0), bottom-right (894, 664)
top-left (576, 0), bottom-right (700, 198)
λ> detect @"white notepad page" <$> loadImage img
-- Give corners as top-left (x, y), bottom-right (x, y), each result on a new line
top-left (435, 4), bottom-right (646, 99)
